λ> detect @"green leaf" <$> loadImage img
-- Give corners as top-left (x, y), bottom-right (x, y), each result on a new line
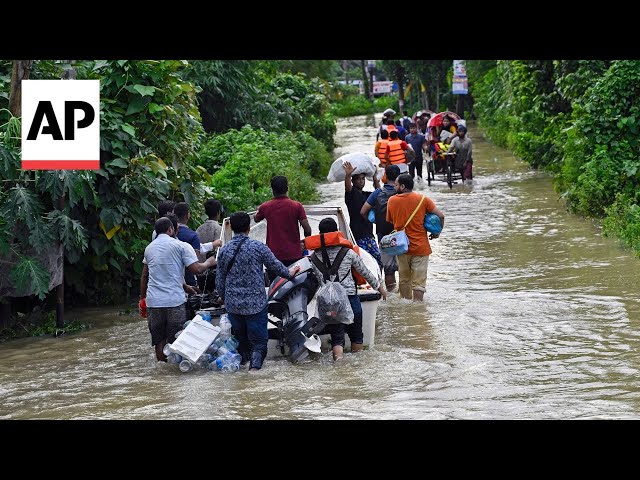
top-left (28, 217), bottom-right (55, 254)
top-left (109, 257), bottom-right (122, 272)
top-left (10, 256), bottom-right (51, 300)
top-left (126, 95), bottom-right (147, 115)
top-left (99, 208), bottom-right (123, 232)
top-left (47, 210), bottom-right (88, 254)
top-left (133, 84), bottom-right (156, 97)
top-left (121, 123), bottom-right (136, 137)
top-left (1, 187), bottom-right (44, 228)
top-left (0, 145), bottom-right (21, 181)
top-left (107, 158), bottom-right (129, 169)
top-left (148, 103), bottom-right (163, 114)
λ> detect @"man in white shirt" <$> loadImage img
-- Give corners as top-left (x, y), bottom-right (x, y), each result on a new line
top-left (140, 217), bottom-right (217, 361)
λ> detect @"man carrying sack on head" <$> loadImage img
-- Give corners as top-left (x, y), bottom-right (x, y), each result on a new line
top-left (386, 174), bottom-right (445, 302)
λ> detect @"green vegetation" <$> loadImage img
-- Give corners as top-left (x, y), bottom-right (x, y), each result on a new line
top-left (0, 307), bottom-right (89, 343)
top-left (0, 60), bottom-right (339, 316)
top-left (201, 126), bottom-right (331, 212)
top-left (471, 60), bottom-right (640, 256)
top-left (331, 95), bottom-right (399, 118)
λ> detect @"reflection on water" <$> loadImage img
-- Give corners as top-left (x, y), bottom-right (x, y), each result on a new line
top-left (1, 115), bottom-right (640, 419)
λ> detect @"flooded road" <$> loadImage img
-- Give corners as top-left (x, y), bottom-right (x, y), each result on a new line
top-left (1, 114), bottom-right (639, 419)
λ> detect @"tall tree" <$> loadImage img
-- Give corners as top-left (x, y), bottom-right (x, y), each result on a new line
top-left (8, 60), bottom-right (33, 116)
top-left (380, 60), bottom-right (409, 112)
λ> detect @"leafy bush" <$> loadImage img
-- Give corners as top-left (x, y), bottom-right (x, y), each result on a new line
top-left (0, 60), bottom-right (209, 304)
top-left (201, 126), bottom-right (327, 212)
top-left (559, 61), bottom-right (640, 221)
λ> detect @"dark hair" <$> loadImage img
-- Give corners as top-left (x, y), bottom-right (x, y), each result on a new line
top-left (402, 110), bottom-right (408, 116)
top-left (230, 212), bottom-right (251, 234)
top-left (173, 202), bottom-right (189, 221)
top-left (319, 218), bottom-right (338, 234)
top-left (158, 200), bottom-right (175, 217)
top-left (386, 119), bottom-right (395, 126)
top-left (389, 130), bottom-right (399, 140)
top-left (408, 122), bottom-right (417, 128)
top-left (380, 129), bottom-right (389, 139)
top-left (397, 173), bottom-right (414, 190)
top-left (395, 119), bottom-right (402, 126)
top-left (385, 165), bottom-right (401, 182)
top-left (204, 199), bottom-right (222, 219)
top-left (165, 213), bottom-right (178, 232)
top-left (154, 217), bottom-right (173, 235)
top-left (457, 124), bottom-right (467, 132)
top-left (271, 175), bottom-right (288, 196)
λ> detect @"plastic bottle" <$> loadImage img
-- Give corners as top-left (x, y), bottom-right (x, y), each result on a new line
top-left (162, 343), bottom-right (173, 356)
top-left (167, 352), bottom-right (182, 364)
top-left (219, 314), bottom-right (232, 340)
top-left (183, 319), bottom-right (191, 329)
top-left (196, 353), bottom-right (213, 369)
top-left (367, 209), bottom-right (376, 223)
top-left (214, 351), bottom-right (242, 372)
top-left (179, 359), bottom-right (194, 373)
top-left (174, 329), bottom-right (184, 339)
top-left (224, 336), bottom-right (240, 352)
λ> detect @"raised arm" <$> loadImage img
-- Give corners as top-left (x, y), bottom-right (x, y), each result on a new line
top-left (344, 161), bottom-right (355, 193)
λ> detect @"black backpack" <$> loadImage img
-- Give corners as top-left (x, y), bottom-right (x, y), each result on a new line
top-left (310, 245), bottom-right (354, 324)
top-left (374, 188), bottom-right (397, 240)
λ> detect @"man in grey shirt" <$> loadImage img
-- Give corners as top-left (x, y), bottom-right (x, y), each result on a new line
top-left (196, 199), bottom-right (223, 247)
top-left (447, 124), bottom-right (473, 180)
top-left (140, 217), bottom-right (217, 361)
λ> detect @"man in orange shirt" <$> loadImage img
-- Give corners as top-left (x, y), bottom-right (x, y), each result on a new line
top-left (386, 174), bottom-right (445, 301)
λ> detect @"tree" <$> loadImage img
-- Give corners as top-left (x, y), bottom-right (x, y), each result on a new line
top-left (379, 60), bottom-right (409, 111)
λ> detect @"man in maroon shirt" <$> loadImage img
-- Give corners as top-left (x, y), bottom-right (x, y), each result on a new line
top-left (255, 176), bottom-right (312, 281)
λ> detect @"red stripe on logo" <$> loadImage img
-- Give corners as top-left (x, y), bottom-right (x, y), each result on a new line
top-left (21, 160), bottom-right (100, 170)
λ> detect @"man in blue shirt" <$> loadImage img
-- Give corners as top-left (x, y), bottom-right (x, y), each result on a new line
top-left (360, 165), bottom-right (401, 292)
top-left (405, 123), bottom-right (428, 180)
top-left (216, 212), bottom-right (298, 370)
top-left (174, 202), bottom-right (217, 287)
top-left (140, 217), bottom-right (217, 361)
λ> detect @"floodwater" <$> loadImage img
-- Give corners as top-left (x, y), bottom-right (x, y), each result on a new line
top-left (1, 115), bottom-right (639, 419)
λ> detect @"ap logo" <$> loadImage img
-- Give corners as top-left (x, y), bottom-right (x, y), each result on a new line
top-left (21, 79), bottom-right (100, 170)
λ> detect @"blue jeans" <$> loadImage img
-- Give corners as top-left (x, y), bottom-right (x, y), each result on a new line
top-left (227, 305), bottom-right (269, 365)
top-left (345, 295), bottom-right (363, 345)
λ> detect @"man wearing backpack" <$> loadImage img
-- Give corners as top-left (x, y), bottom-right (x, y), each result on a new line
top-left (360, 164), bottom-right (401, 292)
top-left (309, 218), bottom-right (386, 361)
top-left (386, 174), bottom-right (445, 302)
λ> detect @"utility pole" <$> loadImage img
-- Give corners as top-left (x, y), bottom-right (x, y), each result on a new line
top-left (360, 60), bottom-right (370, 99)
top-left (367, 60), bottom-right (376, 100)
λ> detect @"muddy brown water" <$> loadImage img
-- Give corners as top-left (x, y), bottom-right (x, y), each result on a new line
top-left (1, 115), bottom-right (639, 419)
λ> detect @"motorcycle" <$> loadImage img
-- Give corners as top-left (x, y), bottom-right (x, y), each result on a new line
top-left (266, 257), bottom-right (325, 362)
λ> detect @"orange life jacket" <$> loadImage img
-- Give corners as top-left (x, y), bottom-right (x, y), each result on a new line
top-left (304, 232), bottom-right (367, 285)
top-left (386, 139), bottom-right (406, 165)
top-left (376, 139), bottom-right (389, 163)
